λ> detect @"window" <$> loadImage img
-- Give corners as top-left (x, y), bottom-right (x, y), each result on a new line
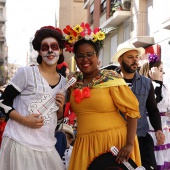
top-left (90, 3), bottom-right (94, 24)
top-left (0, 44), bottom-right (2, 53)
top-left (124, 24), bottom-right (130, 41)
top-left (100, 0), bottom-right (106, 14)
top-left (0, 8), bottom-right (3, 17)
top-left (110, 34), bottom-right (118, 62)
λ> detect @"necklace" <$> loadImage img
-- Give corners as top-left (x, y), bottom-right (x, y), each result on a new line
top-left (71, 70), bottom-right (121, 103)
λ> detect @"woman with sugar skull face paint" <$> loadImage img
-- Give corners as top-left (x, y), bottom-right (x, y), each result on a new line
top-left (0, 26), bottom-right (67, 170)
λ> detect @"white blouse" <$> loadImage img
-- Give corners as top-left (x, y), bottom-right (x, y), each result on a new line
top-left (3, 66), bottom-right (67, 151)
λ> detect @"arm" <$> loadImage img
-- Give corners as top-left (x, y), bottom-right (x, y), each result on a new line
top-left (152, 80), bottom-right (163, 103)
top-left (117, 116), bottom-right (138, 163)
top-left (146, 82), bottom-right (165, 145)
top-left (110, 85), bottom-right (140, 163)
top-left (0, 85), bottom-right (44, 128)
top-left (146, 82), bottom-right (162, 131)
top-left (0, 85), bottom-right (20, 117)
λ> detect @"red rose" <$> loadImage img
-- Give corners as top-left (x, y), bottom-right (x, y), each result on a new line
top-left (82, 87), bottom-right (90, 98)
top-left (73, 87), bottom-right (91, 103)
top-left (73, 89), bottom-right (83, 103)
top-left (75, 96), bottom-right (82, 103)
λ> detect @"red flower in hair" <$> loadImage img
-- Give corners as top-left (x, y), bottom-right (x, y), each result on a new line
top-left (80, 22), bottom-right (92, 36)
top-left (93, 27), bottom-right (100, 34)
top-left (65, 41), bottom-right (74, 52)
top-left (57, 62), bottom-right (68, 70)
top-left (63, 25), bottom-right (77, 37)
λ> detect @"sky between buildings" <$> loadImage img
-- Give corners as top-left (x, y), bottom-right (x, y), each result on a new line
top-left (6, 0), bottom-right (57, 66)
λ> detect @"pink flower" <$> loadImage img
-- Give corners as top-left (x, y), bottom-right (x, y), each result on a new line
top-left (80, 22), bottom-right (92, 36)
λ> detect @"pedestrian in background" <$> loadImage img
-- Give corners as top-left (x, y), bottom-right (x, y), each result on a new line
top-left (113, 42), bottom-right (165, 170)
top-left (139, 54), bottom-right (170, 169)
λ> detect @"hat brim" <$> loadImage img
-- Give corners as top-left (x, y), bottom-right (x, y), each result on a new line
top-left (112, 47), bottom-right (145, 62)
top-left (88, 152), bottom-right (138, 170)
top-left (63, 129), bottom-right (75, 139)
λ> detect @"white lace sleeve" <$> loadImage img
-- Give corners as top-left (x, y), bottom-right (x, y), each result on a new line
top-left (157, 84), bottom-right (170, 112)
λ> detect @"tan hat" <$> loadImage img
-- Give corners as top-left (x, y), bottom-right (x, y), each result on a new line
top-left (60, 123), bottom-right (75, 139)
top-left (112, 42), bottom-right (145, 62)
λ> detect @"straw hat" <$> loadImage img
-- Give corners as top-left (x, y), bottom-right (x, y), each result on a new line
top-left (112, 42), bottom-right (145, 62)
top-left (60, 123), bottom-right (75, 139)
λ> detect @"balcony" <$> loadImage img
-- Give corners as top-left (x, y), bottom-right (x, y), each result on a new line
top-left (0, 16), bottom-right (6, 24)
top-left (124, 12), bottom-right (154, 47)
top-left (83, 0), bottom-right (90, 9)
top-left (128, 36), bottom-right (154, 48)
top-left (0, 0), bottom-right (6, 4)
top-left (0, 30), bottom-right (5, 42)
top-left (100, 10), bottom-right (131, 28)
top-left (0, 53), bottom-right (4, 62)
top-left (162, 18), bottom-right (170, 30)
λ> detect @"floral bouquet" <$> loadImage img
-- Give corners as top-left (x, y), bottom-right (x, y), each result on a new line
top-left (63, 22), bottom-right (106, 52)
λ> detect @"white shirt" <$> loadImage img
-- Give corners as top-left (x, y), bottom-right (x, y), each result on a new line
top-left (3, 66), bottom-right (67, 151)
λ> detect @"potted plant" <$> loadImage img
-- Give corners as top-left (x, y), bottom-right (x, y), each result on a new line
top-left (110, 1), bottom-right (122, 16)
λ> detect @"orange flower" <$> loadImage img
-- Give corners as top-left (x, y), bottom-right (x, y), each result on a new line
top-left (82, 87), bottom-right (90, 98)
top-left (73, 89), bottom-right (83, 103)
top-left (73, 87), bottom-right (91, 103)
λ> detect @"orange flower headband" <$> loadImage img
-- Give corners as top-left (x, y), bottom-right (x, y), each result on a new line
top-left (63, 22), bottom-right (106, 52)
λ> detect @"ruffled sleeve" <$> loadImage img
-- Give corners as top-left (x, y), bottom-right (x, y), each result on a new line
top-left (110, 85), bottom-right (140, 118)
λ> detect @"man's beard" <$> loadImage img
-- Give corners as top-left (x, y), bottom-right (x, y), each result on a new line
top-left (122, 60), bottom-right (137, 73)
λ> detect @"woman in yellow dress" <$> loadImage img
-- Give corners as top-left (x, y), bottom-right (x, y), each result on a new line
top-left (63, 23), bottom-right (142, 170)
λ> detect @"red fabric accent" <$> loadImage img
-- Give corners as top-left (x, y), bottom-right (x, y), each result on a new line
top-left (145, 44), bottom-right (161, 57)
top-left (0, 121), bottom-right (6, 146)
top-left (64, 102), bottom-right (76, 125)
top-left (57, 62), bottom-right (68, 70)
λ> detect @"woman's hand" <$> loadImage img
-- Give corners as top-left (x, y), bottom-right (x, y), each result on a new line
top-left (9, 110), bottom-right (44, 128)
top-left (165, 112), bottom-right (170, 117)
top-left (149, 67), bottom-right (162, 81)
top-left (116, 143), bottom-right (133, 164)
top-left (155, 130), bottom-right (165, 145)
top-left (23, 114), bottom-right (44, 128)
top-left (56, 92), bottom-right (65, 119)
top-left (116, 116), bottom-right (137, 164)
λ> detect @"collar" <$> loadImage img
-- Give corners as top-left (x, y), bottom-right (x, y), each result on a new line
top-left (116, 67), bottom-right (141, 80)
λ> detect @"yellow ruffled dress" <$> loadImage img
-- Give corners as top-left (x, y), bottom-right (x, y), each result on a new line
top-left (68, 70), bottom-right (141, 170)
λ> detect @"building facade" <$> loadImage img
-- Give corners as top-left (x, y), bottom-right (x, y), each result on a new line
top-left (56, 0), bottom-right (87, 72)
top-left (84, 0), bottom-right (170, 86)
top-left (0, 0), bottom-right (7, 86)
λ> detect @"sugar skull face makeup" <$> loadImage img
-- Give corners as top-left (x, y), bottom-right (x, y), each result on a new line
top-left (40, 37), bottom-right (60, 65)
top-left (41, 42), bottom-right (59, 52)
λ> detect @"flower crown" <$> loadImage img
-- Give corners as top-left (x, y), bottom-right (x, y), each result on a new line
top-left (148, 53), bottom-right (160, 63)
top-left (63, 22), bottom-right (106, 52)
top-left (34, 26), bottom-right (63, 36)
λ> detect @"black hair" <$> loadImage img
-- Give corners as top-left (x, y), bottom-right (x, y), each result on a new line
top-left (57, 65), bottom-right (67, 77)
top-left (73, 39), bottom-right (101, 55)
top-left (32, 27), bottom-right (65, 64)
top-left (149, 60), bottom-right (162, 69)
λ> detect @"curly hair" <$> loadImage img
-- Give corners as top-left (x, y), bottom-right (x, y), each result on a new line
top-left (32, 27), bottom-right (65, 64)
